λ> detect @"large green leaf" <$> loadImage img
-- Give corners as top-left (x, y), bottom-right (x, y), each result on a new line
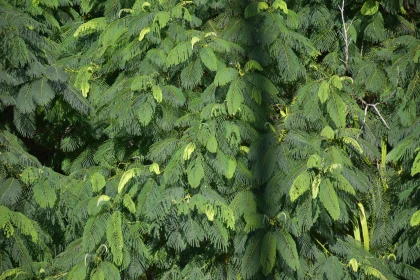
top-left (106, 211), bottom-right (123, 266)
top-left (276, 228), bottom-right (300, 271)
top-left (319, 178), bottom-right (340, 220)
top-left (226, 78), bottom-right (245, 115)
top-left (260, 231), bottom-right (276, 275)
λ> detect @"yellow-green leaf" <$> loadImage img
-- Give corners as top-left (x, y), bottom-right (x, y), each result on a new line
top-left (410, 210), bottom-right (420, 226)
top-left (152, 85), bottom-right (162, 103)
top-left (289, 171), bottom-right (311, 202)
top-left (118, 168), bottom-right (141, 194)
top-left (318, 81), bottom-right (329, 104)
top-left (123, 194), bottom-right (136, 213)
top-left (139, 27), bottom-right (150, 41)
top-left (361, 0), bottom-right (379, 15)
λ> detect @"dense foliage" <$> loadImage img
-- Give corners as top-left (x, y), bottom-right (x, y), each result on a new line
top-left (1, 0), bottom-right (420, 279)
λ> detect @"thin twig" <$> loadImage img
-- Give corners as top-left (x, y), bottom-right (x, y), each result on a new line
top-left (359, 100), bottom-right (390, 131)
top-left (338, 0), bottom-right (349, 70)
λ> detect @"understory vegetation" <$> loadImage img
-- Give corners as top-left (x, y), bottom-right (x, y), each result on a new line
top-left (1, 0), bottom-right (420, 279)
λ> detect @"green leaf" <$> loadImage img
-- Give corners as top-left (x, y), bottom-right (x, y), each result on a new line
top-left (318, 81), bottom-right (329, 103)
top-left (226, 78), bottom-right (245, 115)
top-left (217, 150), bottom-right (237, 179)
top-left (123, 194), bottom-right (136, 213)
top-left (32, 78), bottom-right (55, 106)
top-left (90, 173), bottom-right (106, 192)
top-left (91, 268), bottom-right (105, 280)
top-left (200, 47), bottom-right (218, 71)
top-left (327, 93), bottom-right (347, 128)
top-left (166, 42), bottom-right (193, 66)
top-left (289, 170), bottom-right (311, 202)
top-left (276, 229), bottom-right (300, 271)
top-left (106, 211), bottom-right (123, 266)
top-left (74, 66), bottom-right (93, 97)
top-left (410, 210), bottom-right (420, 226)
top-left (319, 179), bottom-right (340, 220)
top-left (206, 136), bottom-right (218, 153)
top-left (0, 178), bottom-right (22, 207)
top-left (82, 213), bottom-right (108, 252)
top-left (67, 262), bottom-right (87, 280)
top-left (214, 68), bottom-right (238, 86)
top-left (260, 231), bottom-right (276, 275)
top-left (361, 1), bottom-right (379, 15)
top-left (336, 174), bottom-right (356, 195)
top-left (324, 256), bottom-right (344, 280)
top-left (33, 180), bottom-right (56, 208)
top-left (411, 152), bottom-right (420, 176)
top-left (187, 157), bottom-right (204, 188)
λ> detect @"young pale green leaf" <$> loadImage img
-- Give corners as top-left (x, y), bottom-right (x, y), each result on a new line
top-left (410, 210), bottom-right (420, 226)
top-left (74, 17), bottom-right (107, 37)
top-left (307, 154), bottom-right (321, 169)
top-left (183, 142), bottom-right (196, 161)
top-left (199, 47), bottom-right (218, 71)
top-left (123, 194), bottom-right (136, 213)
top-left (106, 211), bottom-right (123, 266)
top-left (139, 27), bottom-right (150, 41)
top-left (272, 0), bottom-right (288, 14)
top-left (153, 11), bottom-right (170, 28)
top-left (343, 137), bottom-right (363, 154)
top-left (191, 36), bottom-right (200, 49)
top-left (348, 258), bottom-right (359, 272)
top-left (206, 136), bottom-right (218, 153)
top-left (187, 157), bottom-right (204, 188)
top-left (118, 168), bottom-right (141, 194)
top-left (152, 85), bottom-right (162, 103)
top-left (319, 179), bottom-right (340, 220)
top-left (149, 163), bottom-right (160, 174)
top-left (260, 231), bottom-right (276, 275)
top-left (289, 170), bottom-right (311, 202)
top-left (90, 173), bottom-right (106, 192)
top-left (226, 78), bottom-right (245, 115)
top-left (329, 75), bottom-right (343, 90)
top-left (318, 81), bottom-right (329, 104)
top-left (321, 126), bottom-right (335, 139)
top-left (312, 174), bottom-right (321, 199)
top-left (74, 66), bottom-right (93, 97)
top-left (361, 0), bottom-right (379, 15)
top-left (97, 195), bottom-right (111, 207)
